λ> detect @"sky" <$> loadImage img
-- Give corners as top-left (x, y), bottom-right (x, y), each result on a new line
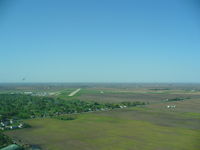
top-left (0, 0), bottom-right (200, 83)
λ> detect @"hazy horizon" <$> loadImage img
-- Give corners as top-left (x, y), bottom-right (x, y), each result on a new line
top-left (1, 82), bottom-right (200, 84)
top-left (1, 0), bottom-right (200, 83)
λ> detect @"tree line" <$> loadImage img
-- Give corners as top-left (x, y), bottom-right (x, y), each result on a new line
top-left (0, 94), bottom-right (145, 148)
top-left (0, 94), bottom-right (145, 120)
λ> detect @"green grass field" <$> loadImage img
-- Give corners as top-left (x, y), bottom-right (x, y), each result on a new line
top-left (5, 107), bottom-right (200, 150)
top-left (61, 87), bottom-right (200, 104)
top-left (3, 85), bottom-right (200, 150)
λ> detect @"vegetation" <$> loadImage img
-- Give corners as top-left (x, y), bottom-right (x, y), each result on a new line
top-left (55, 114), bottom-right (77, 121)
top-left (0, 93), bottom-right (145, 149)
top-left (149, 88), bottom-right (170, 90)
top-left (167, 97), bottom-right (190, 102)
top-left (0, 132), bottom-right (12, 148)
top-left (1, 84), bottom-right (200, 150)
top-left (0, 94), bottom-right (145, 121)
top-left (5, 108), bottom-right (200, 150)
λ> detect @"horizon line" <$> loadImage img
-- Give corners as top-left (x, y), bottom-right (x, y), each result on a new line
top-left (0, 82), bottom-right (200, 84)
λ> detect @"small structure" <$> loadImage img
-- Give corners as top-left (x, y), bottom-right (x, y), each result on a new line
top-left (24, 91), bottom-right (33, 95)
top-left (1, 144), bottom-right (21, 150)
top-left (9, 119), bottom-right (13, 124)
top-left (0, 127), bottom-right (4, 130)
top-left (166, 105), bottom-right (176, 108)
top-left (1, 122), bottom-right (4, 126)
top-left (18, 123), bottom-right (23, 128)
top-left (119, 105), bottom-right (127, 108)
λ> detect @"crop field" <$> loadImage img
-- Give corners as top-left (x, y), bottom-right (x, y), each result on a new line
top-left (3, 83), bottom-right (200, 150)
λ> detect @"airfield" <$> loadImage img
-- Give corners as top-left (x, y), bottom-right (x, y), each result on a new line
top-left (3, 83), bottom-right (200, 150)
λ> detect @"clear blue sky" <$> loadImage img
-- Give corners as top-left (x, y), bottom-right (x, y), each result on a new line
top-left (0, 0), bottom-right (200, 82)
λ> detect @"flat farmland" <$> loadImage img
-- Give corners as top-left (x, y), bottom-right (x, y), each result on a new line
top-left (147, 97), bottom-right (200, 113)
top-left (5, 107), bottom-right (200, 150)
top-left (71, 88), bottom-right (200, 103)
top-left (4, 84), bottom-right (200, 150)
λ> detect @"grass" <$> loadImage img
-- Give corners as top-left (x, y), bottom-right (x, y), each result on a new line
top-left (5, 107), bottom-right (200, 150)
top-left (147, 98), bottom-right (200, 113)
top-left (54, 87), bottom-right (200, 104)
top-left (56, 88), bottom-right (77, 100)
top-left (54, 87), bottom-right (199, 104)
top-left (3, 86), bottom-right (200, 150)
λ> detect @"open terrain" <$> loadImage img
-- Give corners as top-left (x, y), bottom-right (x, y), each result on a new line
top-left (68, 88), bottom-right (81, 97)
top-left (5, 107), bottom-right (200, 150)
top-left (2, 83), bottom-right (200, 150)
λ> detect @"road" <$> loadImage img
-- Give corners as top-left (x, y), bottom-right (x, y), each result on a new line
top-left (68, 88), bottom-right (81, 97)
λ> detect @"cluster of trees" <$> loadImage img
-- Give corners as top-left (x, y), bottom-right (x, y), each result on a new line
top-left (0, 94), bottom-right (145, 120)
top-left (0, 94), bottom-right (145, 148)
top-left (167, 97), bottom-right (190, 102)
top-left (0, 131), bottom-right (12, 148)
top-left (55, 115), bottom-right (77, 121)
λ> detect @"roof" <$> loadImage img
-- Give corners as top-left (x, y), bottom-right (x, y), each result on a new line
top-left (0, 144), bottom-right (21, 150)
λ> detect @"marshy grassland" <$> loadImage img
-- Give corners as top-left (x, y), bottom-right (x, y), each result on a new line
top-left (3, 84), bottom-right (200, 150)
top-left (6, 107), bottom-right (200, 150)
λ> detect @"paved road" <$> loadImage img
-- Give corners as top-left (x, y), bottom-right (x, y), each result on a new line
top-left (68, 88), bottom-right (81, 96)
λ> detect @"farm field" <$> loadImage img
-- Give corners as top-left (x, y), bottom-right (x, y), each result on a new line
top-left (2, 83), bottom-right (200, 150)
top-left (5, 107), bottom-right (200, 150)
top-left (56, 85), bottom-right (200, 104)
